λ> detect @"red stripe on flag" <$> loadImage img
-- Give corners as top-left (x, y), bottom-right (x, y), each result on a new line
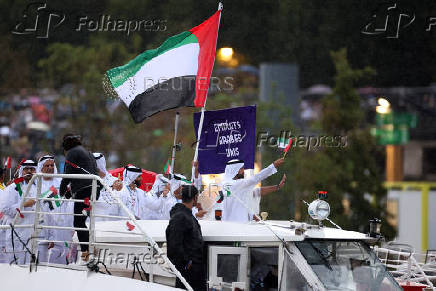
top-left (13, 177), bottom-right (24, 184)
top-left (50, 186), bottom-right (58, 195)
top-left (189, 10), bottom-right (221, 107)
top-left (5, 157), bottom-right (11, 169)
top-left (284, 138), bottom-right (294, 153)
top-left (164, 156), bottom-right (171, 174)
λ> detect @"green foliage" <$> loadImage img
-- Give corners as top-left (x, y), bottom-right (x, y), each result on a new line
top-left (295, 49), bottom-right (395, 238)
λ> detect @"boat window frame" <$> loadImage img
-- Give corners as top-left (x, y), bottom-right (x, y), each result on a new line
top-left (294, 239), bottom-right (402, 291)
top-left (208, 245), bottom-right (249, 290)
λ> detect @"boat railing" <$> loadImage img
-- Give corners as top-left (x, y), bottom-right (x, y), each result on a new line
top-left (0, 172), bottom-right (193, 291)
top-left (374, 242), bottom-right (435, 288)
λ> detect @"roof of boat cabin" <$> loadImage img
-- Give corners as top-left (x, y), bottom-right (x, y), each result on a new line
top-left (95, 220), bottom-right (370, 243)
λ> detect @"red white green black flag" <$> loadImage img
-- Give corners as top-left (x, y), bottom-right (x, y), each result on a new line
top-left (104, 8), bottom-right (221, 123)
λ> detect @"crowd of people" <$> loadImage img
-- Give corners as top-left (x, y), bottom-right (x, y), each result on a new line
top-left (0, 133), bottom-right (286, 275)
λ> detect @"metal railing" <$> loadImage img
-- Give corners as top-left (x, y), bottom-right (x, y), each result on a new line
top-left (374, 242), bottom-right (435, 288)
top-left (1, 172), bottom-right (193, 291)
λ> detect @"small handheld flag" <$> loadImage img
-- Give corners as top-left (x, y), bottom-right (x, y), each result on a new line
top-left (164, 156), bottom-right (172, 175)
top-left (4, 157), bottom-right (11, 169)
top-left (14, 158), bottom-right (26, 177)
top-left (41, 186), bottom-right (61, 209)
top-left (16, 208), bottom-right (24, 218)
top-left (216, 191), bottom-right (225, 203)
top-left (283, 138), bottom-right (295, 158)
top-left (13, 177), bottom-right (24, 197)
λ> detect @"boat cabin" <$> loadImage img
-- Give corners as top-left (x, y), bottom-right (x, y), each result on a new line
top-left (94, 219), bottom-right (402, 290)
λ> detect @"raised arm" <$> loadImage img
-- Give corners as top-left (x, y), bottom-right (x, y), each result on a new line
top-left (142, 192), bottom-right (165, 211)
top-left (192, 161), bottom-right (202, 191)
top-left (257, 174), bottom-right (286, 196)
top-left (239, 158), bottom-right (284, 189)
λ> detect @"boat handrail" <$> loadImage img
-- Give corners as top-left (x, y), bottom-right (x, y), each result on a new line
top-left (374, 244), bottom-right (435, 288)
top-left (6, 172), bottom-right (193, 291)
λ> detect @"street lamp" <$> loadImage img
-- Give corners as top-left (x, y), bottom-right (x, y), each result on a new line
top-left (378, 97), bottom-right (390, 108)
top-left (376, 97), bottom-right (391, 114)
top-left (217, 47), bottom-right (234, 62)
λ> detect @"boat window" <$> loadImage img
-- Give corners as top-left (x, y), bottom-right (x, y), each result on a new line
top-left (218, 254), bottom-right (240, 283)
top-left (295, 240), bottom-right (402, 291)
top-left (249, 247), bottom-right (278, 290)
top-left (280, 251), bottom-right (312, 291)
top-left (208, 246), bottom-right (248, 290)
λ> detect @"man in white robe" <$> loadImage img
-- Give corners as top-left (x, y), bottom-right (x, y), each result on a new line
top-left (118, 165), bottom-right (143, 219)
top-left (160, 168), bottom-right (205, 220)
top-left (160, 174), bottom-right (189, 220)
top-left (93, 153), bottom-right (122, 222)
top-left (221, 158), bottom-right (284, 223)
top-left (36, 155), bottom-right (74, 264)
top-left (0, 160), bottom-right (38, 264)
top-left (140, 174), bottom-right (170, 220)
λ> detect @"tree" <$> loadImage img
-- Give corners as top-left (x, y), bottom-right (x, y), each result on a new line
top-left (295, 48), bottom-right (395, 238)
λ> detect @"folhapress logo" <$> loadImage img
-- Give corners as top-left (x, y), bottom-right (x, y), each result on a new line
top-left (12, 2), bottom-right (167, 39)
top-left (12, 2), bottom-right (66, 39)
top-left (361, 3), bottom-right (415, 38)
top-left (361, 2), bottom-right (436, 38)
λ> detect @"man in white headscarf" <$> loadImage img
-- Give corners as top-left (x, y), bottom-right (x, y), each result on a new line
top-left (118, 165), bottom-right (143, 219)
top-left (93, 153), bottom-right (122, 222)
top-left (0, 160), bottom-right (38, 264)
top-left (36, 155), bottom-right (74, 264)
top-left (140, 174), bottom-right (170, 220)
top-left (160, 166), bottom-right (205, 220)
top-left (160, 173), bottom-right (191, 220)
top-left (36, 155), bottom-right (61, 189)
top-left (221, 158), bottom-right (284, 223)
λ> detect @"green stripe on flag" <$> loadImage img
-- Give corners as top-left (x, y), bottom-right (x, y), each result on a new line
top-left (164, 156), bottom-right (171, 174)
top-left (278, 137), bottom-right (290, 149)
top-left (41, 189), bottom-right (61, 208)
top-left (41, 189), bottom-right (51, 197)
top-left (107, 31), bottom-right (198, 88)
top-left (15, 183), bottom-right (22, 197)
top-left (181, 178), bottom-right (192, 184)
top-left (53, 194), bottom-right (61, 207)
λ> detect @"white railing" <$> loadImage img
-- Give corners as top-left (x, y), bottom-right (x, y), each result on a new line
top-left (2, 172), bottom-right (193, 291)
top-left (374, 242), bottom-right (435, 289)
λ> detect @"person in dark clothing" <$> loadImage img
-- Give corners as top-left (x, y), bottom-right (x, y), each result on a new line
top-left (59, 134), bottom-right (100, 259)
top-left (166, 185), bottom-right (206, 291)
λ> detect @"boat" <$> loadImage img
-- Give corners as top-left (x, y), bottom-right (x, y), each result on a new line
top-left (0, 172), bottom-right (415, 290)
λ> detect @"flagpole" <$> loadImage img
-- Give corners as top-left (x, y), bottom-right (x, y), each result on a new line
top-left (171, 112), bottom-right (180, 174)
top-left (191, 2), bottom-right (223, 181)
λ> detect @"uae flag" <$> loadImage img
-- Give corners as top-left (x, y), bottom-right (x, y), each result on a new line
top-left (105, 8), bottom-right (221, 123)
